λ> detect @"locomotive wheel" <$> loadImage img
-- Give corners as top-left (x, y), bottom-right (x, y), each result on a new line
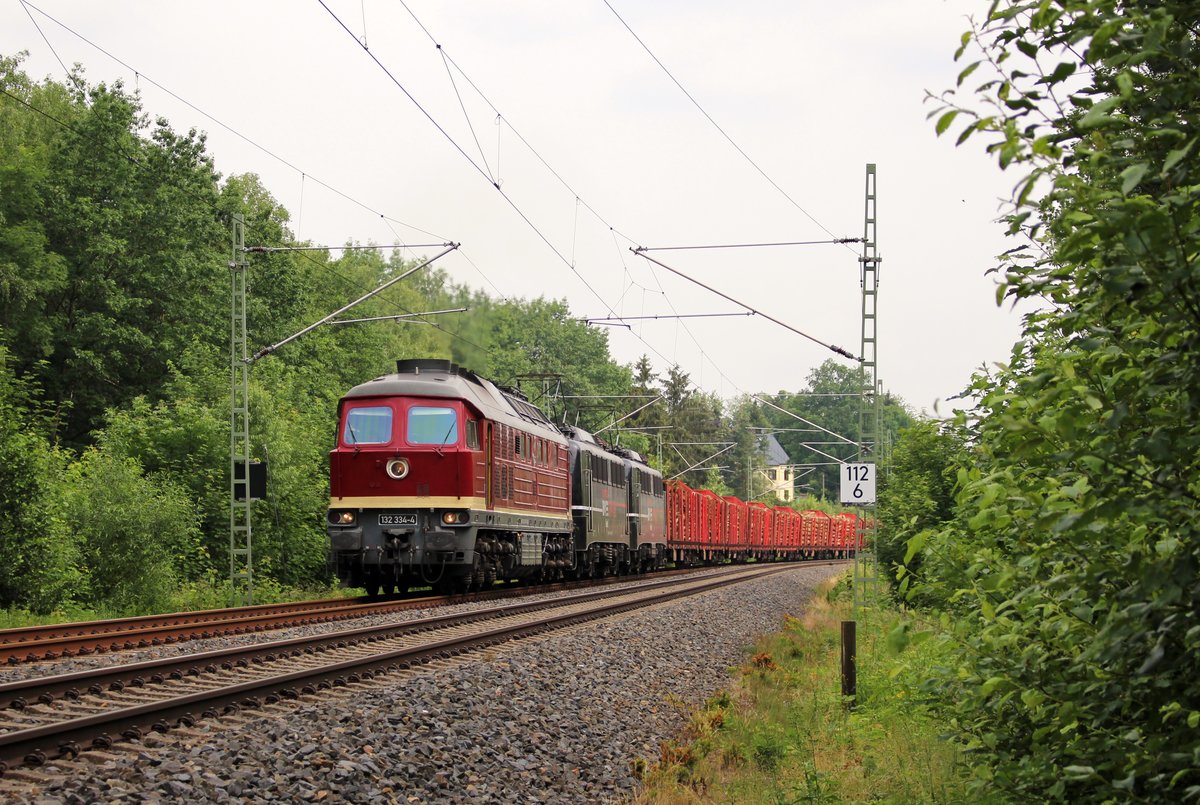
top-left (471, 553), bottom-right (486, 591)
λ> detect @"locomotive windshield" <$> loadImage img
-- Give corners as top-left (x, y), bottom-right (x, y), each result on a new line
top-left (343, 406), bottom-right (393, 445)
top-left (407, 405), bottom-right (459, 445)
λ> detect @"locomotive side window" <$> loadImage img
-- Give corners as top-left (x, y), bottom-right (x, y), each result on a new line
top-left (465, 419), bottom-right (479, 449)
top-left (343, 406), bottom-right (393, 445)
top-left (407, 406), bottom-right (459, 445)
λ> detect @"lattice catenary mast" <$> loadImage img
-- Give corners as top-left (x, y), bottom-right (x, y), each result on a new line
top-left (854, 164), bottom-right (881, 614)
top-left (229, 214), bottom-right (253, 606)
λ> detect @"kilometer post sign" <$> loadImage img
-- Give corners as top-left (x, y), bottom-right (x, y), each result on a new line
top-left (839, 463), bottom-right (876, 504)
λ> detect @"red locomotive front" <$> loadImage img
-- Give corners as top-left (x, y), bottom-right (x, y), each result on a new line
top-left (327, 359), bottom-right (572, 594)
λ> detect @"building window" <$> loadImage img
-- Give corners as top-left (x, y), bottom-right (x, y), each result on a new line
top-left (768, 469), bottom-right (777, 480)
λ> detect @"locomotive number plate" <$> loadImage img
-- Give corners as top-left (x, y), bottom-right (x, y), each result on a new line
top-left (379, 514), bottom-right (417, 526)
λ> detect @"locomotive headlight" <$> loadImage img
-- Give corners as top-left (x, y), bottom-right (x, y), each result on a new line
top-left (385, 458), bottom-right (410, 480)
top-left (330, 510), bottom-right (356, 525)
top-left (441, 511), bottom-right (467, 525)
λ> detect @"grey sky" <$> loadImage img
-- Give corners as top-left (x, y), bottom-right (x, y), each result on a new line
top-left (2, 1), bottom-right (1024, 415)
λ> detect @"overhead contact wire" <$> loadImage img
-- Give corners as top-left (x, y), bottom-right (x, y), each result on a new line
top-left (368, 1), bottom-right (851, 415)
top-left (640, 238), bottom-right (863, 251)
top-left (21, 1), bottom-right (448, 243)
top-left (394, 0), bottom-right (640, 247)
top-left (386, 0), bottom-right (817, 400)
top-left (321, 0), bottom-right (620, 319)
top-left (601, 0), bottom-right (852, 252)
top-left (12, 7), bottom-right (501, 355)
top-left (20, 1), bottom-right (515, 313)
top-left (0, 85), bottom-right (487, 356)
top-left (633, 248), bottom-right (858, 362)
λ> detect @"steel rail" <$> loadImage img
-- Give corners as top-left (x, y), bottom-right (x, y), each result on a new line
top-left (0, 562), bottom-right (829, 664)
top-left (0, 565), bottom-right (810, 773)
top-left (0, 564), bottom-right (810, 710)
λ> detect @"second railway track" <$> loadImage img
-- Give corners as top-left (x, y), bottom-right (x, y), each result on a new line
top-left (0, 564), bottom-right (739, 666)
top-left (0, 564), bottom-right (802, 775)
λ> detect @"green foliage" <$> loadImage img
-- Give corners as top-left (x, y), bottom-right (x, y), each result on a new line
top-left (876, 420), bottom-right (964, 592)
top-left (915, 1), bottom-right (1200, 800)
top-left (0, 343), bottom-right (80, 613)
top-left (51, 448), bottom-right (203, 614)
top-left (0, 58), bottom-right (227, 446)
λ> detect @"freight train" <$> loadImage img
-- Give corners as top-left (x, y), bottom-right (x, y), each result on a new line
top-left (327, 359), bottom-right (864, 595)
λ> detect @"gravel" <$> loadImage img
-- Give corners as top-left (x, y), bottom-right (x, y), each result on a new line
top-left (6, 564), bottom-right (841, 804)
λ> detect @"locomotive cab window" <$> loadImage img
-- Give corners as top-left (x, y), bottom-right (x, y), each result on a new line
top-left (343, 406), bottom-right (393, 445)
top-left (407, 406), bottom-right (459, 445)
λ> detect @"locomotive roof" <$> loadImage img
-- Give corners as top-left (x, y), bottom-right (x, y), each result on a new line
top-left (342, 359), bottom-right (566, 441)
top-left (561, 425), bottom-right (657, 474)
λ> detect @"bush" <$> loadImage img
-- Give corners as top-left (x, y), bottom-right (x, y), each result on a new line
top-left (52, 448), bottom-right (203, 614)
top-left (0, 347), bottom-right (81, 613)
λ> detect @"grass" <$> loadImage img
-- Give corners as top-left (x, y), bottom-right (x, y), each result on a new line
top-left (631, 573), bottom-right (969, 804)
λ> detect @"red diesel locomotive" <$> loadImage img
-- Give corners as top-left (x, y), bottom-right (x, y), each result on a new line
top-left (327, 359), bottom-right (666, 594)
top-left (326, 359), bottom-right (863, 594)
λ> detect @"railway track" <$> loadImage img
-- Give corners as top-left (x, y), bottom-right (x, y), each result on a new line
top-left (0, 561), bottom-right (843, 665)
top-left (0, 564), bottom-right (805, 774)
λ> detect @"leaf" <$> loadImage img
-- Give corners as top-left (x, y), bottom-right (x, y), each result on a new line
top-left (903, 531), bottom-right (928, 564)
top-left (954, 30), bottom-right (972, 60)
top-left (936, 110), bottom-right (959, 136)
top-left (1116, 71), bottom-right (1133, 98)
top-left (957, 119), bottom-right (981, 146)
top-left (957, 61), bottom-right (981, 87)
top-left (1046, 61), bottom-right (1075, 85)
top-left (1079, 96), bottom-right (1121, 128)
top-left (1120, 163), bottom-right (1149, 195)
top-left (981, 676), bottom-right (1006, 696)
top-left (1112, 773), bottom-right (1137, 791)
top-left (1163, 139), bottom-right (1195, 172)
top-left (885, 623), bottom-right (910, 655)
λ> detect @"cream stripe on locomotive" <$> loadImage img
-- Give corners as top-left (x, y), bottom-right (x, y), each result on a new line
top-left (328, 495), bottom-right (571, 523)
top-left (329, 495), bottom-right (489, 509)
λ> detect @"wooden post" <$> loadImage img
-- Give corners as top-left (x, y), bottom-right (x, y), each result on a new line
top-left (841, 620), bottom-right (857, 705)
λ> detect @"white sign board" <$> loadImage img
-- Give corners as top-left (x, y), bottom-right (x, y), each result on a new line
top-left (840, 463), bottom-right (876, 504)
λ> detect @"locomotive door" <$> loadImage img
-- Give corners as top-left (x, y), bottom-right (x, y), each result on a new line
top-left (484, 422), bottom-right (494, 509)
top-left (581, 456), bottom-right (593, 538)
top-left (629, 470), bottom-right (639, 551)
